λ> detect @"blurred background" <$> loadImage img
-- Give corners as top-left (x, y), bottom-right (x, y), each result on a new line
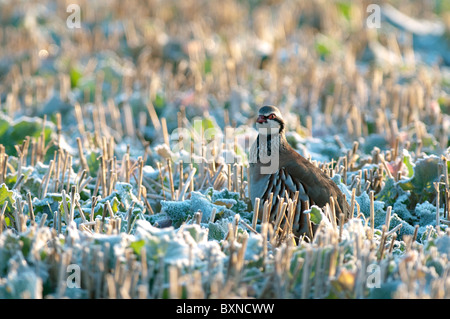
top-left (0, 0), bottom-right (449, 158)
top-left (0, 0), bottom-right (449, 300)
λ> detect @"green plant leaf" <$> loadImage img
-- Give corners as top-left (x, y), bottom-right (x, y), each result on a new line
top-left (402, 150), bottom-right (414, 178)
top-left (308, 205), bottom-right (323, 225)
top-left (0, 118), bottom-right (9, 136)
top-left (130, 239), bottom-right (145, 255)
top-left (0, 183), bottom-right (16, 214)
top-left (314, 34), bottom-right (340, 58)
top-left (398, 155), bottom-right (439, 194)
top-left (70, 67), bottom-right (83, 88)
top-left (336, 1), bottom-right (352, 21)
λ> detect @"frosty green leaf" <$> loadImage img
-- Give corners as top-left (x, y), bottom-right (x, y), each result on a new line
top-left (402, 150), bottom-right (414, 178)
top-left (0, 183), bottom-right (17, 214)
top-left (308, 205), bottom-right (323, 225)
top-left (398, 155), bottom-right (439, 193)
top-left (130, 239), bottom-right (145, 255)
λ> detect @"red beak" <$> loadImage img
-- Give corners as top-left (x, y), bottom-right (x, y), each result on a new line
top-left (256, 115), bottom-right (266, 124)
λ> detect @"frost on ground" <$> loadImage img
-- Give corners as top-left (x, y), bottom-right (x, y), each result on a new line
top-left (0, 0), bottom-right (449, 299)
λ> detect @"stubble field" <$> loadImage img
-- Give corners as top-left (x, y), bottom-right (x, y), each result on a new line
top-left (0, 0), bottom-right (449, 299)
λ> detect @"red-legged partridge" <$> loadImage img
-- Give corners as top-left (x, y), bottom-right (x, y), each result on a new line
top-left (249, 105), bottom-right (350, 238)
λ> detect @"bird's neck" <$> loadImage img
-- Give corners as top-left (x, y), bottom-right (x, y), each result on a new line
top-left (250, 132), bottom-right (287, 163)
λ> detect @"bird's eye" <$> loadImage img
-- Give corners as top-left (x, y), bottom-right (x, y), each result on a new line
top-left (268, 114), bottom-right (276, 120)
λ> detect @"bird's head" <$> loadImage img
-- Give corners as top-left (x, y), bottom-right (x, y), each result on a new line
top-left (255, 105), bottom-right (285, 135)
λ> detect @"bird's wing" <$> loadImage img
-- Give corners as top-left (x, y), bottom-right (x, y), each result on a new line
top-left (281, 150), bottom-right (350, 219)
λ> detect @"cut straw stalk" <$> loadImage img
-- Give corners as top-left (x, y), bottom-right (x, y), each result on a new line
top-left (14, 200), bottom-right (24, 232)
top-left (239, 218), bottom-right (258, 235)
top-left (169, 266), bottom-right (180, 299)
top-left (167, 159), bottom-right (175, 199)
top-left (0, 204), bottom-right (7, 234)
top-left (441, 156), bottom-right (449, 219)
top-left (12, 174), bottom-right (24, 190)
top-left (280, 200), bottom-right (294, 239)
top-left (140, 186), bottom-right (155, 215)
top-left (60, 153), bottom-right (70, 193)
top-left (233, 163), bottom-right (238, 193)
top-left (99, 155), bottom-right (107, 197)
top-left (146, 100), bottom-right (161, 131)
top-left (41, 160), bottom-right (55, 199)
top-left (178, 167), bottom-right (196, 201)
top-left (137, 157), bottom-right (144, 200)
top-left (0, 154), bottom-right (7, 184)
top-left (69, 185), bottom-right (77, 223)
top-left (105, 200), bottom-right (115, 219)
top-left (328, 197), bottom-right (337, 230)
top-left (434, 182), bottom-right (440, 230)
top-left (386, 223), bottom-right (402, 237)
top-left (27, 192), bottom-right (35, 224)
top-left (377, 225), bottom-right (387, 261)
top-left (273, 199), bottom-right (287, 234)
top-left (75, 199), bottom-right (88, 224)
top-left (385, 206), bottom-right (392, 230)
top-left (350, 188), bottom-right (356, 219)
top-left (161, 117), bottom-right (170, 146)
top-left (74, 102), bottom-right (86, 139)
top-left (54, 150), bottom-right (61, 192)
top-left (252, 197), bottom-right (260, 230)
top-left (178, 161), bottom-right (183, 194)
top-left (65, 156), bottom-right (73, 193)
top-left (369, 191), bottom-right (375, 239)
top-left (77, 137), bottom-right (89, 175)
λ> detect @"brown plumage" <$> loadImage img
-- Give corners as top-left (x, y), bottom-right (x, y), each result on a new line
top-left (249, 105), bottom-right (350, 238)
